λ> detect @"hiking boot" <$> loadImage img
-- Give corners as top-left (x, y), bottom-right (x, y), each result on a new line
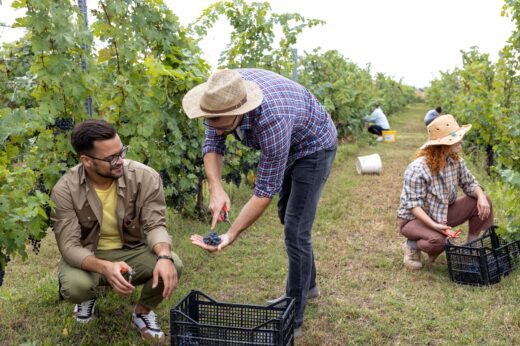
top-left (132, 306), bottom-right (165, 343)
top-left (266, 285), bottom-right (321, 304)
top-left (294, 325), bottom-right (303, 337)
top-left (402, 241), bottom-right (422, 270)
top-left (73, 298), bottom-right (96, 323)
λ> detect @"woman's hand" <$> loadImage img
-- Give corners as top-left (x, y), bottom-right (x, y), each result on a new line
top-left (477, 195), bottom-right (491, 220)
top-left (433, 222), bottom-right (452, 234)
top-left (190, 232), bottom-right (234, 252)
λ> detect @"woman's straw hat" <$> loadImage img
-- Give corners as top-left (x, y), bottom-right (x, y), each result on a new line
top-left (420, 114), bottom-right (472, 149)
top-left (182, 70), bottom-right (264, 119)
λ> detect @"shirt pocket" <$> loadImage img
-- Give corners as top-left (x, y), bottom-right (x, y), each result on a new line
top-left (122, 215), bottom-right (144, 248)
top-left (77, 207), bottom-right (96, 228)
top-left (77, 206), bottom-right (97, 238)
top-left (123, 215), bottom-right (141, 232)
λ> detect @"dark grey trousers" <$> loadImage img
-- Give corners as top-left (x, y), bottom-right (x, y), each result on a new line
top-left (277, 146), bottom-right (336, 328)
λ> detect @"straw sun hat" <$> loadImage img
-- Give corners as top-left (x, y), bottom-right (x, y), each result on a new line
top-left (420, 114), bottom-right (472, 149)
top-left (182, 70), bottom-right (264, 119)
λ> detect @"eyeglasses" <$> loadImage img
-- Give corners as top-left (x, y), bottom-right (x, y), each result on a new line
top-left (203, 115), bottom-right (241, 133)
top-left (84, 145), bottom-right (128, 167)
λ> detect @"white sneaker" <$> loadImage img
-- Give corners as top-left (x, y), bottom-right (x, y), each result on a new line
top-left (73, 298), bottom-right (96, 323)
top-left (132, 306), bottom-right (165, 343)
top-left (376, 136), bottom-right (383, 142)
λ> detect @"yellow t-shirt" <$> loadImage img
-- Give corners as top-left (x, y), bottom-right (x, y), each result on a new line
top-left (95, 181), bottom-right (123, 250)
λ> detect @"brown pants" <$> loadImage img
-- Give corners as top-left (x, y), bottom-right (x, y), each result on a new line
top-left (399, 195), bottom-right (494, 256)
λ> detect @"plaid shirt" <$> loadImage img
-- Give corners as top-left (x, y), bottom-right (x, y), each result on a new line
top-left (202, 69), bottom-right (337, 198)
top-left (397, 156), bottom-right (480, 223)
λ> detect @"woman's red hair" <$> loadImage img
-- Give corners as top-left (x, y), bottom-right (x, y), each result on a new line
top-left (416, 145), bottom-right (459, 175)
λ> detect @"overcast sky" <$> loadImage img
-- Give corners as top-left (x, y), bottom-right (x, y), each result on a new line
top-left (1, 0), bottom-right (516, 88)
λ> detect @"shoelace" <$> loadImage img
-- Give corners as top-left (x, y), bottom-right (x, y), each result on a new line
top-left (77, 299), bottom-right (95, 317)
top-left (139, 311), bottom-right (161, 331)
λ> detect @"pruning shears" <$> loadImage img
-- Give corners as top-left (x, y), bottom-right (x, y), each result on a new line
top-left (218, 205), bottom-right (232, 226)
top-left (120, 267), bottom-right (135, 284)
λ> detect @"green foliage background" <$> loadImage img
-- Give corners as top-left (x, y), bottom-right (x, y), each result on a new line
top-left (425, 2), bottom-right (520, 237)
top-left (0, 0), bottom-right (415, 264)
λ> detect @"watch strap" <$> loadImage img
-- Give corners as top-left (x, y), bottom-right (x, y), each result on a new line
top-left (156, 255), bottom-right (174, 263)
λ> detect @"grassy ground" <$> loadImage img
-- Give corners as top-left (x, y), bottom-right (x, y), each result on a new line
top-left (2, 103), bottom-right (520, 345)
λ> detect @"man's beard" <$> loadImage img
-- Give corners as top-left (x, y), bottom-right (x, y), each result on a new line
top-left (95, 163), bottom-right (124, 179)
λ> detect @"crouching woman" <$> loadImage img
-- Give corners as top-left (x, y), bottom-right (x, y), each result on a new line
top-left (397, 114), bottom-right (493, 270)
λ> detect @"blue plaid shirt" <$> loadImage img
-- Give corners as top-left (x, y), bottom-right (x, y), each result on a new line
top-left (202, 69), bottom-right (337, 198)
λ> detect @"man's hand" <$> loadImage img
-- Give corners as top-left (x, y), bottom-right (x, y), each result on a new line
top-left (208, 188), bottom-right (231, 230)
top-left (190, 232), bottom-right (233, 252)
top-left (102, 261), bottom-right (134, 295)
top-left (477, 195), bottom-right (491, 220)
top-left (153, 257), bottom-right (177, 299)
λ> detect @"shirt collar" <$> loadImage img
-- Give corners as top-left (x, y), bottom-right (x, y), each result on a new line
top-left (238, 108), bottom-right (257, 131)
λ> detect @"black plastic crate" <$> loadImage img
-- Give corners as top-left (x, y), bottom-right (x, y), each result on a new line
top-left (170, 290), bottom-right (295, 346)
top-left (445, 226), bottom-right (520, 285)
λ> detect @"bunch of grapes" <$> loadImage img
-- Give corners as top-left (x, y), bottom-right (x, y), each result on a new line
top-left (172, 194), bottom-right (186, 211)
top-left (159, 170), bottom-right (172, 187)
top-left (224, 171), bottom-right (242, 187)
top-left (0, 256), bottom-right (10, 287)
top-left (55, 117), bottom-right (74, 131)
top-left (203, 231), bottom-right (222, 246)
top-left (29, 235), bottom-right (42, 255)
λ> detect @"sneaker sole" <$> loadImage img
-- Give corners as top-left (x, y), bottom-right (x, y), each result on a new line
top-left (137, 328), bottom-right (165, 344)
top-left (267, 290), bottom-right (320, 304)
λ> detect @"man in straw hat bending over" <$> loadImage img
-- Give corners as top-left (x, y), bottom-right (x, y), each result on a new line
top-left (397, 114), bottom-right (493, 270)
top-left (182, 69), bottom-right (337, 337)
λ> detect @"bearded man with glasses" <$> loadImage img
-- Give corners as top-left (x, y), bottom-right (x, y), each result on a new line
top-left (50, 119), bottom-right (183, 343)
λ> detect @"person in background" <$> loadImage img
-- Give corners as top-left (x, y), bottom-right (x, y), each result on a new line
top-left (363, 103), bottom-right (390, 141)
top-left (424, 106), bottom-right (442, 126)
top-left (397, 114), bottom-right (493, 270)
top-left (182, 68), bottom-right (337, 337)
top-left (51, 119), bottom-right (183, 343)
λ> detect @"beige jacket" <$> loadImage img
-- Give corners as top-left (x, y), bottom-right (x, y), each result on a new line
top-left (51, 159), bottom-right (171, 268)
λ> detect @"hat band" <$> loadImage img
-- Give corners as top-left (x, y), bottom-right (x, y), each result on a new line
top-left (200, 96), bottom-right (248, 114)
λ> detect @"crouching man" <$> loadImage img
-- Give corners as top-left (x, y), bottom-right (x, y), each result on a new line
top-left (51, 119), bottom-right (183, 343)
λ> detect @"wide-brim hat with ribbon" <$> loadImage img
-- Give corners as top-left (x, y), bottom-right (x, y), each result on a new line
top-left (182, 69), bottom-right (264, 119)
top-left (420, 114), bottom-right (472, 149)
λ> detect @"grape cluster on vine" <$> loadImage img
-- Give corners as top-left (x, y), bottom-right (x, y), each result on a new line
top-left (159, 170), bottom-right (172, 187)
top-left (0, 256), bottom-right (10, 287)
top-left (172, 194), bottom-right (185, 211)
top-left (224, 171), bottom-right (242, 187)
top-left (55, 117), bottom-right (74, 131)
top-left (29, 235), bottom-right (42, 255)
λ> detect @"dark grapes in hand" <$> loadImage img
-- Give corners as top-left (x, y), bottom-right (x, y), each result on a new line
top-left (203, 231), bottom-right (222, 246)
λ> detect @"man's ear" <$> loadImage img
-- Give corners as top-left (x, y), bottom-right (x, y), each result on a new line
top-left (79, 155), bottom-right (91, 168)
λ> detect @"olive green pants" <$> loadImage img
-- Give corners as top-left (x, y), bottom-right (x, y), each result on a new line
top-left (58, 247), bottom-right (183, 309)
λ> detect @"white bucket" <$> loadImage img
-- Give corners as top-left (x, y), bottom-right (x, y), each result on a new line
top-left (356, 153), bottom-right (382, 175)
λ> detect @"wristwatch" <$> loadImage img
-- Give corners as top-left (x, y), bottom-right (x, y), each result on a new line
top-left (156, 255), bottom-right (174, 263)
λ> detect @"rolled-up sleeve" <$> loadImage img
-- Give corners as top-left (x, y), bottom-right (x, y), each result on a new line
top-left (202, 126), bottom-right (227, 157)
top-left (51, 185), bottom-right (94, 268)
top-left (140, 171), bottom-right (172, 250)
top-left (254, 116), bottom-right (292, 198)
top-left (402, 166), bottom-right (427, 210)
top-left (458, 158), bottom-right (479, 197)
